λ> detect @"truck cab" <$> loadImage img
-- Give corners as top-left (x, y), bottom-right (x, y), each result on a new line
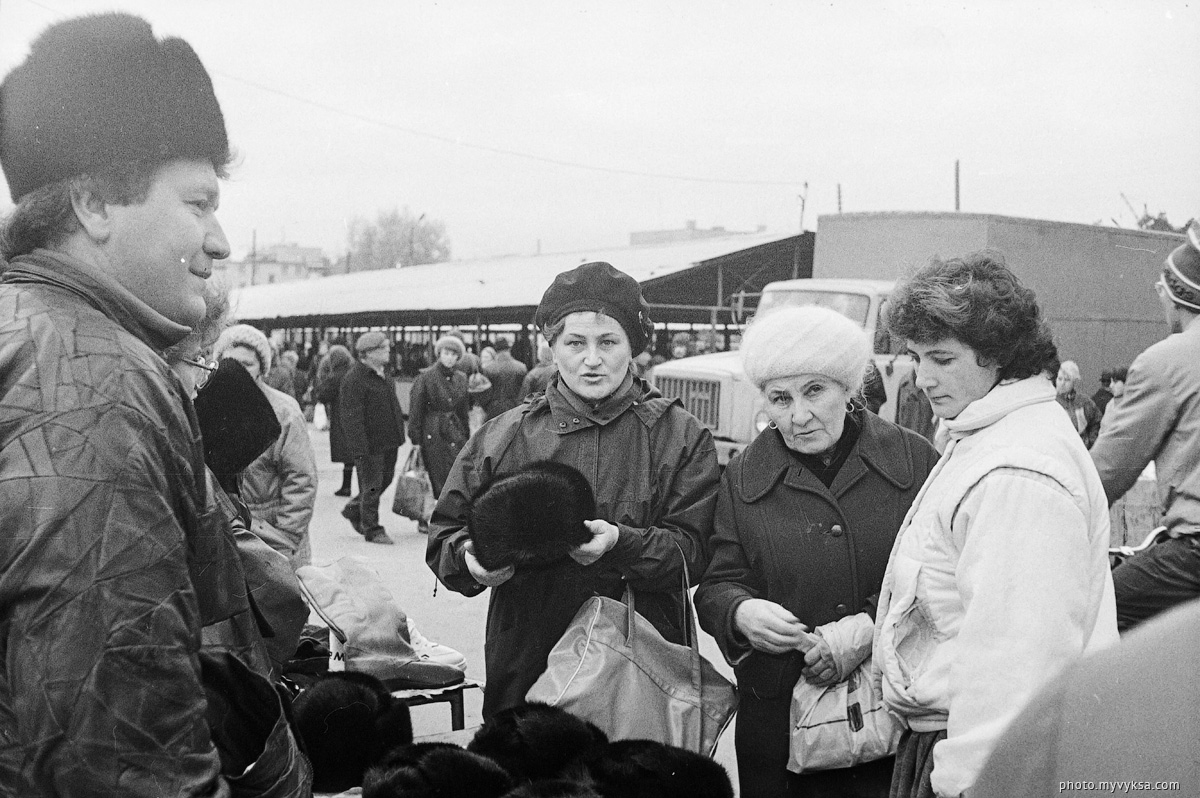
top-left (652, 278), bottom-right (914, 464)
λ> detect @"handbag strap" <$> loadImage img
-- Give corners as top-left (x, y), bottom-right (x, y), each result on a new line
top-left (620, 540), bottom-right (704, 694)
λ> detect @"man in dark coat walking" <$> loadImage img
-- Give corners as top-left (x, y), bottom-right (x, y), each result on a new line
top-left (0, 13), bottom-right (309, 794)
top-left (340, 331), bottom-right (407, 544)
top-left (482, 335), bottom-right (529, 419)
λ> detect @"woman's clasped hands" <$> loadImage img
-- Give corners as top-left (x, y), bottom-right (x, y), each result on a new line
top-left (734, 598), bottom-right (840, 687)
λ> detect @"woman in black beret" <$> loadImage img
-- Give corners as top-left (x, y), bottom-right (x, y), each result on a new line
top-left (426, 261), bottom-right (721, 718)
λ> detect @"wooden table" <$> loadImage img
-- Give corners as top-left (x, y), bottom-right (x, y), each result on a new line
top-left (389, 679), bottom-right (484, 731)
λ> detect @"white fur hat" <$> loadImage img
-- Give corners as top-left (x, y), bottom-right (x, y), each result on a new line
top-left (213, 323), bottom-right (272, 374)
top-left (740, 305), bottom-right (870, 393)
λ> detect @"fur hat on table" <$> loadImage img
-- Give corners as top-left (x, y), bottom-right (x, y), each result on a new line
top-left (740, 305), bottom-right (871, 395)
top-left (363, 742), bottom-right (514, 798)
top-left (467, 461), bottom-right (596, 571)
top-left (467, 702), bottom-right (609, 784)
top-left (0, 12), bottom-right (230, 202)
top-left (213, 323), bottom-right (273, 375)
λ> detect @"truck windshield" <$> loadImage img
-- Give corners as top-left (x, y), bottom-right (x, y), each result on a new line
top-left (756, 290), bottom-right (871, 327)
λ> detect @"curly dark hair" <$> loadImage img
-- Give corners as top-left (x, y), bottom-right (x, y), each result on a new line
top-left (886, 250), bottom-right (1058, 380)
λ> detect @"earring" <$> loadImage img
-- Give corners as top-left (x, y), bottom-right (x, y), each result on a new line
top-left (768, 421), bottom-right (778, 430)
top-left (846, 400), bottom-right (856, 413)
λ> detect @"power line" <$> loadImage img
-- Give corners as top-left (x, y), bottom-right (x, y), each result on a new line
top-left (212, 71), bottom-right (805, 187)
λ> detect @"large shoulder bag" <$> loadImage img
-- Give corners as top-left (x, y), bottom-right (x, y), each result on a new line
top-left (787, 655), bottom-right (902, 773)
top-left (526, 565), bottom-right (737, 757)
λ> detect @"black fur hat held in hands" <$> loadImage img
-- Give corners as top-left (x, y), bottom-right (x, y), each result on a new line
top-left (0, 12), bottom-right (230, 201)
top-left (193, 358), bottom-right (281, 493)
top-left (467, 461), bottom-right (596, 571)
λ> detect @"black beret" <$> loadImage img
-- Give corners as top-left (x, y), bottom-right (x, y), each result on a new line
top-left (467, 461), bottom-right (596, 571)
top-left (534, 262), bottom-right (653, 353)
top-left (0, 13), bottom-right (230, 201)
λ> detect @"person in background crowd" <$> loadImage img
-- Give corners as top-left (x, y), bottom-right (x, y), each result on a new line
top-left (875, 252), bottom-right (1117, 798)
top-left (1091, 367), bottom-right (1115, 415)
top-left (480, 344), bottom-right (497, 371)
top-left (265, 343), bottom-right (300, 401)
top-left (340, 331), bottom-right (407, 545)
top-left (0, 13), bottom-right (309, 794)
top-left (282, 349), bottom-right (308, 403)
top-left (428, 261), bottom-right (720, 718)
top-left (894, 366), bottom-right (938, 444)
top-left (1055, 360), bottom-right (1102, 448)
top-left (215, 324), bottom-right (319, 569)
top-left (1100, 366), bottom-right (1127, 422)
top-left (696, 306), bottom-right (938, 798)
top-left (1091, 223), bottom-right (1200, 632)
top-left (670, 331), bottom-right (693, 360)
top-left (317, 344), bottom-right (357, 496)
top-left (861, 360), bottom-right (887, 415)
top-left (409, 335), bottom-right (471, 531)
top-left (448, 327), bottom-right (482, 376)
top-left (520, 339), bottom-right (557, 398)
top-left (482, 335), bottom-right (529, 419)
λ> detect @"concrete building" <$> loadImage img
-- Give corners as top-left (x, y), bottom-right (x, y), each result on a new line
top-left (214, 242), bottom-right (330, 288)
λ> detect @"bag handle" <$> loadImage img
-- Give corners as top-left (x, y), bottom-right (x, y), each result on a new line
top-left (621, 540), bottom-right (704, 694)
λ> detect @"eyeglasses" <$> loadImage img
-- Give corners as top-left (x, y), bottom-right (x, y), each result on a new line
top-left (183, 356), bottom-right (218, 390)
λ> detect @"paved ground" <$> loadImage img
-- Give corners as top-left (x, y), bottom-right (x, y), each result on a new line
top-left (302, 422), bottom-right (741, 787)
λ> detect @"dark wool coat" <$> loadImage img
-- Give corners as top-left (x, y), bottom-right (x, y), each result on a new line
top-left (408, 362), bottom-right (470, 496)
top-left (482, 351), bottom-right (529, 420)
top-left (338, 360), bottom-right (407, 458)
top-left (316, 360), bottom-right (352, 463)
top-left (695, 411), bottom-right (938, 700)
top-left (427, 376), bottom-right (720, 718)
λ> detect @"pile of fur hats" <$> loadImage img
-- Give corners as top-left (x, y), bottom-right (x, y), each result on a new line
top-left (467, 461), bottom-right (596, 571)
top-left (292, 677), bottom-right (734, 798)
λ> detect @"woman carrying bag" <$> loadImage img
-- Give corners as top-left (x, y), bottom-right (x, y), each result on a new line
top-left (426, 261), bottom-right (721, 719)
top-left (695, 306), bottom-right (938, 798)
top-left (408, 336), bottom-right (471, 532)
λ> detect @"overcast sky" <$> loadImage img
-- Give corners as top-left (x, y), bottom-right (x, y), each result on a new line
top-left (2, 0), bottom-right (1198, 262)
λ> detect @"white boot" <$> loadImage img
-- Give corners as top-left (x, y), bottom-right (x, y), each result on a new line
top-left (406, 617), bottom-right (467, 672)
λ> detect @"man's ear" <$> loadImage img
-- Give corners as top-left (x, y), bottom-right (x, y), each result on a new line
top-left (68, 178), bottom-right (113, 243)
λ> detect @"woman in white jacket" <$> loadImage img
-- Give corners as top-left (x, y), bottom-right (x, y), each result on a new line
top-left (874, 252), bottom-right (1118, 798)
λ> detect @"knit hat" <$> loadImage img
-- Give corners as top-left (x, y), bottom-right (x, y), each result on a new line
top-left (535, 262), bottom-right (653, 353)
top-left (467, 461), bottom-right (595, 571)
top-left (0, 13), bottom-right (230, 202)
top-left (467, 372), bottom-right (493, 394)
top-left (213, 323), bottom-right (272, 374)
top-left (1162, 222), bottom-right (1200, 312)
top-left (740, 306), bottom-right (871, 393)
top-left (434, 335), bottom-right (465, 358)
top-left (355, 331), bottom-right (388, 355)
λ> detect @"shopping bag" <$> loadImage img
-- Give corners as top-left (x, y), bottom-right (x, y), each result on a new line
top-left (787, 656), bottom-right (902, 773)
top-left (526, 578), bottom-right (737, 757)
top-left (312, 402), bottom-right (329, 431)
top-left (392, 447), bottom-right (434, 521)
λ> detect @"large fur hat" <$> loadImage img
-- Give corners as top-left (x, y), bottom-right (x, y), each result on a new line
top-left (193, 357), bottom-right (281, 493)
top-left (0, 13), bottom-right (230, 202)
top-left (292, 671), bottom-right (414, 793)
top-left (740, 305), bottom-right (871, 394)
top-left (1162, 221), bottom-right (1200, 312)
top-left (590, 739), bottom-right (734, 798)
top-left (363, 743), bottom-right (514, 798)
top-left (213, 323), bottom-right (273, 374)
top-left (467, 461), bottom-right (596, 572)
top-left (468, 703), bottom-right (609, 784)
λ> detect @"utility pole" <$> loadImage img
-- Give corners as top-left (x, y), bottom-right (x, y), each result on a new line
top-left (249, 229), bottom-right (257, 286)
top-left (792, 182), bottom-right (809, 280)
top-left (954, 160), bottom-right (961, 211)
top-left (837, 184), bottom-right (842, 214)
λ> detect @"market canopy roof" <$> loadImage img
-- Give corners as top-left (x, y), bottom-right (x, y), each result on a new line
top-left (230, 231), bottom-right (808, 329)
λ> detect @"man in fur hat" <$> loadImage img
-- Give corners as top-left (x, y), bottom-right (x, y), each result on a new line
top-left (0, 13), bottom-right (308, 795)
top-left (1091, 222), bottom-right (1200, 632)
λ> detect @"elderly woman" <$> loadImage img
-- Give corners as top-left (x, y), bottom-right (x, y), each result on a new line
top-left (874, 252), bottom-right (1118, 798)
top-left (214, 324), bottom-right (319, 568)
top-left (409, 335), bottom-right (470, 498)
top-left (695, 306), bottom-right (938, 798)
top-left (427, 261), bottom-right (720, 718)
